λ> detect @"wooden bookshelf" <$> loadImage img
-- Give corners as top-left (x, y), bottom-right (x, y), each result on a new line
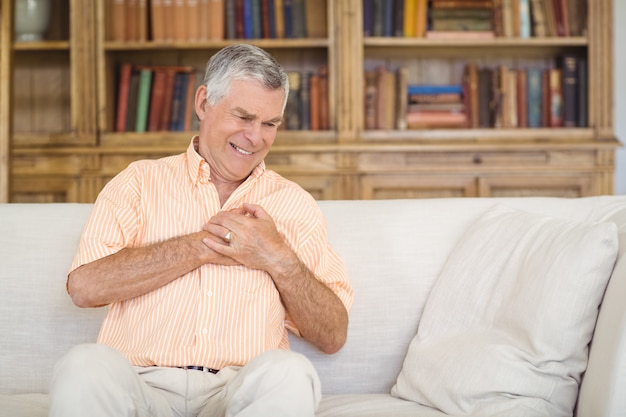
top-left (0, 0), bottom-right (619, 202)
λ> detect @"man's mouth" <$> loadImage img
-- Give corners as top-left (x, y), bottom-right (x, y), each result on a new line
top-left (230, 143), bottom-right (253, 155)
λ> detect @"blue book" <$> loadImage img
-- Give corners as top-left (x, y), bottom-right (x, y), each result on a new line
top-left (283, 0), bottom-right (294, 38)
top-left (526, 68), bottom-right (543, 128)
top-left (267, 0), bottom-right (276, 38)
top-left (243, 0), bottom-right (253, 39)
top-left (383, 0), bottom-right (394, 37)
top-left (363, 0), bottom-right (373, 36)
top-left (407, 85), bottom-right (464, 95)
top-left (519, 0), bottom-right (531, 38)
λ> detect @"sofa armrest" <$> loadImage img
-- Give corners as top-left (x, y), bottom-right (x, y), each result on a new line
top-left (576, 255), bottom-right (626, 417)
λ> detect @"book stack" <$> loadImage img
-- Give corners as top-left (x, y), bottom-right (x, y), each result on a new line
top-left (115, 64), bottom-right (203, 133)
top-left (461, 55), bottom-right (587, 129)
top-left (283, 67), bottom-right (330, 131)
top-left (405, 84), bottom-right (468, 129)
top-left (427, 0), bottom-right (495, 39)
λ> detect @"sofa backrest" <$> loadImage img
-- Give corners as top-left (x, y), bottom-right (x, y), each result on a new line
top-left (1, 197), bottom-right (625, 417)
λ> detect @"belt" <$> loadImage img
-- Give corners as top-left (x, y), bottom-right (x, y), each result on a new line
top-left (182, 366), bottom-right (219, 374)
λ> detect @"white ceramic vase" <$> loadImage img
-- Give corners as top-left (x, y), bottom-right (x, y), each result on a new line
top-left (15, 0), bottom-right (52, 42)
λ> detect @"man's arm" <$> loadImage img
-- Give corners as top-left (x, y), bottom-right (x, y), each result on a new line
top-left (202, 203), bottom-right (349, 354)
top-left (68, 230), bottom-right (237, 308)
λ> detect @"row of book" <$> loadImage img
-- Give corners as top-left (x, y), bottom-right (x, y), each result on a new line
top-left (363, 0), bottom-right (586, 39)
top-left (464, 56), bottom-right (587, 129)
top-left (284, 68), bottom-right (330, 131)
top-left (110, 0), bottom-right (327, 43)
top-left (363, 54), bottom-right (587, 130)
top-left (114, 63), bottom-right (330, 133)
top-left (115, 64), bottom-right (203, 133)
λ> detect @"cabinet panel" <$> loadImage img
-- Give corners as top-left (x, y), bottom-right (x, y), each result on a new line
top-left (360, 174), bottom-right (478, 200)
top-left (478, 175), bottom-right (593, 198)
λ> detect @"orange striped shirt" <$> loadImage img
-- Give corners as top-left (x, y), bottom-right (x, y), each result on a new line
top-left (70, 137), bottom-right (353, 369)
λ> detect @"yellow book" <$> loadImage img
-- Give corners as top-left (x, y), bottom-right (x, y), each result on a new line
top-left (404, 0), bottom-right (416, 37)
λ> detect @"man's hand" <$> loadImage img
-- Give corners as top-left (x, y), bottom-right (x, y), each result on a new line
top-left (202, 203), bottom-right (294, 271)
top-left (202, 203), bottom-right (349, 354)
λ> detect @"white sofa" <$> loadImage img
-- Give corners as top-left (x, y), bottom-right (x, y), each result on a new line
top-left (1, 197), bottom-right (626, 417)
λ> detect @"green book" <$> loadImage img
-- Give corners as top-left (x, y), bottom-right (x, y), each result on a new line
top-left (135, 68), bottom-right (153, 132)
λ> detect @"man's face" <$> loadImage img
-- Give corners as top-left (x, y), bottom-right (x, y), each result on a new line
top-left (196, 79), bottom-right (285, 184)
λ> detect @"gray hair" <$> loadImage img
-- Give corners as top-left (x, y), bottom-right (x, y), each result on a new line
top-left (203, 44), bottom-right (289, 113)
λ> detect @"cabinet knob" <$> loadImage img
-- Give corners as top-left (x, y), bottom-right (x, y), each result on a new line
top-left (473, 155), bottom-right (483, 164)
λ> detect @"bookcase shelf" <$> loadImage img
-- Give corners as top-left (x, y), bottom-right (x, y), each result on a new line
top-left (0, 0), bottom-right (619, 203)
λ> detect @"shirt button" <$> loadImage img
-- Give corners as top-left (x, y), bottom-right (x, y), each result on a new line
top-left (202, 328), bottom-right (208, 335)
top-left (206, 291), bottom-right (213, 297)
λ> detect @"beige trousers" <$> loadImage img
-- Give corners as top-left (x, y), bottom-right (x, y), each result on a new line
top-left (49, 344), bottom-right (321, 417)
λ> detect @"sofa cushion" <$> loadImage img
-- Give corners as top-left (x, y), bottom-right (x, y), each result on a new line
top-left (392, 204), bottom-right (619, 417)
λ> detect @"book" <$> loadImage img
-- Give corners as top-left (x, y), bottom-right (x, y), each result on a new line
top-left (318, 66), bottom-right (329, 130)
top-left (309, 72), bottom-right (320, 130)
top-left (300, 72), bottom-right (311, 129)
top-left (111, 0), bottom-right (126, 41)
top-left (415, 0), bottom-right (428, 37)
top-left (396, 66), bottom-right (408, 130)
top-left (529, 0), bottom-right (547, 37)
top-left (183, 71), bottom-right (197, 131)
top-left (477, 67), bottom-right (493, 127)
top-left (147, 69), bottom-right (168, 131)
top-left (125, 71), bottom-right (141, 132)
top-left (169, 72), bottom-right (189, 131)
top-left (138, 0), bottom-right (148, 41)
top-left (291, 0), bottom-right (306, 38)
top-left (404, 0), bottom-right (416, 37)
top-left (464, 63), bottom-right (479, 128)
top-left (274, 0), bottom-right (285, 38)
top-left (115, 63), bottom-right (133, 132)
top-left (519, 0), bottom-right (531, 38)
top-left (516, 68), bottom-right (528, 127)
top-left (364, 70), bottom-right (378, 130)
top-left (547, 68), bottom-right (562, 127)
top-left (305, 0), bottom-right (327, 38)
top-left (406, 111), bottom-right (468, 129)
top-left (577, 56), bottom-right (587, 127)
top-left (126, 0), bottom-right (139, 41)
top-left (150, 0), bottom-right (165, 41)
top-left (285, 71), bottom-right (301, 129)
top-left (526, 67), bottom-right (543, 128)
top-left (173, 0), bottom-right (187, 40)
top-left (135, 68), bottom-right (154, 132)
top-left (559, 54), bottom-right (578, 127)
top-left (186, 0), bottom-right (200, 41)
top-left (225, 0), bottom-right (237, 38)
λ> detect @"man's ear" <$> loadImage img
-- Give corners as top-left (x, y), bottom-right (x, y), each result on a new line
top-left (194, 84), bottom-right (208, 120)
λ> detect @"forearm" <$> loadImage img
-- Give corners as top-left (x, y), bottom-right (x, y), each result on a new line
top-left (68, 231), bottom-right (212, 308)
top-left (270, 254), bottom-right (349, 354)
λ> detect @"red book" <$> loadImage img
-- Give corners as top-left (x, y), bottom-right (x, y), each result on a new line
top-left (115, 63), bottom-right (133, 132)
top-left (159, 70), bottom-right (177, 131)
top-left (147, 69), bottom-right (168, 131)
top-left (309, 73), bottom-right (320, 130)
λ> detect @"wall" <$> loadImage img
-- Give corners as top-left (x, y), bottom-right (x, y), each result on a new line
top-left (614, 0), bottom-right (625, 194)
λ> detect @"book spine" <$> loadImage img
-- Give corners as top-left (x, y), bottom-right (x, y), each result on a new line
top-left (577, 56), bottom-right (587, 127)
top-left (135, 68), bottom-right (153, 132)
top-left (300, 72), bottom-right (311, 130)
top-left (526, 67), bottom-right (542, 128)
top-left (560, 54), bottom-right (578, 127)
top-left (285, 71), bottom-right (301, 129)
top-left (115, 63), bottom-right (133, 132)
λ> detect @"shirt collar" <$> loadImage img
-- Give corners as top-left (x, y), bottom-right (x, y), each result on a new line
top-left (186, 136), bottom-right (266, 186)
